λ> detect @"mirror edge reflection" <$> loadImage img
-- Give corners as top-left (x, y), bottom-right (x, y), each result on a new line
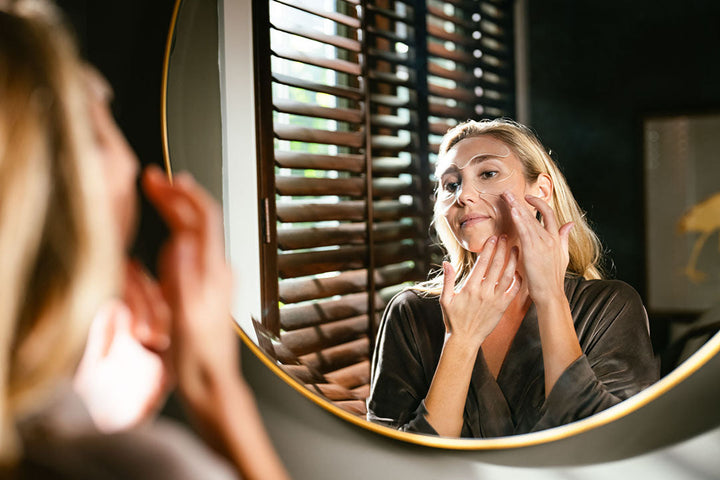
top-left (161, 0), bottom-right (720, 451)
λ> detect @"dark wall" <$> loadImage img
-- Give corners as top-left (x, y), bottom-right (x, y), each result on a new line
top-left (527, 0), bottom-right (720, 301)
top-left (57, 0), bottom-right (176, 269)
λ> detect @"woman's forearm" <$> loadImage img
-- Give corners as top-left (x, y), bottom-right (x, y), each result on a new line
top-left (423, 335), bottom-right (481, 437)
top-left (535, 293), bottom-right (582, 396)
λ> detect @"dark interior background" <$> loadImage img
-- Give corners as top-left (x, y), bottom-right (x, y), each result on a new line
top-left (55, 0), bottom-right (720, 363)
top-left (526, 0), bottom-right (720, 356)
top-left (57, 0), bottom-right (176, 272)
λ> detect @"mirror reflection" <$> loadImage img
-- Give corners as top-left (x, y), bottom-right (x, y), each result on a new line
top-left (169, 0), bottom-right (720, 440)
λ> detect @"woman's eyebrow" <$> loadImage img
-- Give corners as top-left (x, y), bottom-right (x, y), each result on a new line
top-left (466, 153), bottom-right (501, 164)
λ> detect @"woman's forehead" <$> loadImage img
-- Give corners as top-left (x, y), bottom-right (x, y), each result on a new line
top-left (437, 135), bottom-right (515, 174)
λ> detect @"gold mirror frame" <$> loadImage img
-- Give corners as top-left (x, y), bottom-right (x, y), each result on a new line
top-left (161, 0), bottom-right (720, 452)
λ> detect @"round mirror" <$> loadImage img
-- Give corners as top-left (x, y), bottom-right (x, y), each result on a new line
top-left (163, 0), bottom-right (720, 455)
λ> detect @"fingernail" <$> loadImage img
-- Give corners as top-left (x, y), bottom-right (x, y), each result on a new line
top-left (500, 234), bottom-right (507, 242)
top-left (488, 235), bottom-right (497, 244)
top-left (504, 191), bottom-right (515, 201)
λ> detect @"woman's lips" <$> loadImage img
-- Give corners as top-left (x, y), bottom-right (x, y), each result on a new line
top-left (460, 214), bottom-right (490, 228)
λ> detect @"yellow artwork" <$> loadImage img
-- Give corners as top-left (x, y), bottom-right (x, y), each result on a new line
top-left (678, 191), bottom-right (720, 283)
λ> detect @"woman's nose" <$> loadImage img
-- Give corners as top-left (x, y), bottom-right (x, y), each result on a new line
top-left (455, 184), bottom-right (476, 206)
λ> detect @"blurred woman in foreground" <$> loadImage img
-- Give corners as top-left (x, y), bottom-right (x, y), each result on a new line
top-left (0, 1), bottom-right (287, 478)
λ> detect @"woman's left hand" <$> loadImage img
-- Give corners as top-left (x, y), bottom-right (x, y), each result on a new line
top-left (74, 261), bottom-right (173, 433)
top-left (502, 191), bottom-right (574, 303)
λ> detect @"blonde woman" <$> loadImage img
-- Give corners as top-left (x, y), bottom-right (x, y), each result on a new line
top-left (0, 2), bottom-right (287, 478)
top-left (367, 119), bottom-right (658, 438)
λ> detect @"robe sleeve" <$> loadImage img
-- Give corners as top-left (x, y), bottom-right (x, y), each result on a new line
top-left (532, 280), bottom-right (660, 431)
top-left (366, 291), bottom-right (439, 435)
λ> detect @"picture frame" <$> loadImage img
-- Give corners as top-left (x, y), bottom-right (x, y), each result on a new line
top-left (644, 112), bottom-right (720, 314)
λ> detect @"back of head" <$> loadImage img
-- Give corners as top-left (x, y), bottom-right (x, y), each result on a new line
top-left (0, 0), bottom-right (119, 465)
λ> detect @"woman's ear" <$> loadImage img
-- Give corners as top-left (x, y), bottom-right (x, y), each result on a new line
top-left (533, 173), bottom-right (553, 203)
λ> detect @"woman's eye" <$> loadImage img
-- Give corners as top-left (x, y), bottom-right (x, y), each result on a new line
top-left (480, 170), bottom-right (498, 180)
top-left (443, 181), bottom-right (460, 193)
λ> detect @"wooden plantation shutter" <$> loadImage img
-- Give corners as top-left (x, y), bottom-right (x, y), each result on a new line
top-left (252, 0), bottom-right (515, 416)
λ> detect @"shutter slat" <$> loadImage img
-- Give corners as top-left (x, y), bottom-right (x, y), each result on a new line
top-left (282, 364), bottom-right (324, 383)
top-left (427, 62), bottom-right (476, 84)
top-left (375, 241), bottom-right (423, 267)
top-left (274, 0), bottom-right (361, 29)
top-left (430, 121), bottom-right (455, 136)
top-left (280, 315), bottom-right (368, 355)
top-left (276, 176), bottom-right (365, 197)
top-left (277, 199), bottom-right (417, 223)
top-left (429, 83), bottom-right (477, 102)
top-left (274, 125), bottom-right (364, 148)
top-left (324, 359), bottom-right (370, 389)
top-left (368, 70), bottom-right (415, 88)
top-left (366, 25), bottom-right (408, 44)
top-left (427, 42), bottom-right (475, 64)
top-left (280, 282), bottom-right (403, 331)
top-left (278, 245), bottom-right (366, 279)
top-left (370, 93), bottom-right (414, 108)
top-left (271, 22), bottom-right (361, 52)
top-left (373, 177), bottom-right (416, 197)
top-left (427, 23), bottom-right (476, 47)
top-left (277, 200), bottom-right (366, 223)
top-left (278, 263), bottom-right (422, 304)
top-left (367, 48), bottom-right (411, 67)
top-left (274, 100), bottom-right (363, 124)
top-left (275, 176), bottom-right (417, 198)
top-left (273, 73), bottom-right (363, 100)
top-left (280, 291), bottom-right (371, 330)
top-left (371, 114), bottom-right (411, 129)
top-left (278, 222), bottom-right (366, 250)
top-left (275, 151), bottom-right (365, 173)
top-left (366, 4), bottom-right (413, 24)
top-left (371, 135), bottom-right (412, 151)
top-left (273, 48), bottom-right (361, 76)
top-left (334, 400), bottom-right (367, 415)
top-left (278, 240), bottom-right (421, 278)
top-left (429, 102), bottom-right (473, 118)
top-left (278, 220), bottom-right (418, 251)
top-left (427, 5), bottom-right (475, 30)
top-left (310, 382), bottom-right (365, 401)
top-left (372, 156), bottom-right (413, 175)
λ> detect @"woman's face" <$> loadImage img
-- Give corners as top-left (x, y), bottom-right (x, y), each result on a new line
top-left (86, 72), bottom-right (139, 249)
top-left (437, 135), bottom-right (544, 253)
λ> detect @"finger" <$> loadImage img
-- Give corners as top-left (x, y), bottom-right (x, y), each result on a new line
top-left (558, 221), bottom-right (575, 254)
top-left (173, 173), bottom-right (226, 270)
top-left (124, 263), bottom-right (152, 341)
top-left (524, 195), bottom-right (559, 234)
top-left (509, 201), bottom-right (536, 249)
top-left (130, 261), bottom-right (172, 352)
top-left (484, 235), bottom-right (508, 285)
top-left (82, 301), bottom-right (125, 361)
top-left (502, 192), bottom-right (541, 245)
top-left (158, 234), bottom-right (198, 311)
top-left (497, 246), bottom-right (519, 294)
top-left (440, 261), bottom-right (455, 306)
top-left (142, 166), bottom-right (203, 234)
top-left (465, 236), bottom-right (498, 288)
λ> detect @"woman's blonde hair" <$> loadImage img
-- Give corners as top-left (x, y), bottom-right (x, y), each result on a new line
top-left (419, 118), bottom-right (603, 294)
top-left (0, 1), bottom-right (119, 464)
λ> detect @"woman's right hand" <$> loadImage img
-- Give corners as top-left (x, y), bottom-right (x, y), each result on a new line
top-left (141, 166), bottom-right (236, 403)
top-left (141, 165), bottom-right (290, 479)
top-left (439, 235), bottom-right (520, 348)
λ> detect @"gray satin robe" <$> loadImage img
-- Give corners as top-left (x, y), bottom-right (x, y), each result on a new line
top-left (367, 276), bottom-right (660, 437)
